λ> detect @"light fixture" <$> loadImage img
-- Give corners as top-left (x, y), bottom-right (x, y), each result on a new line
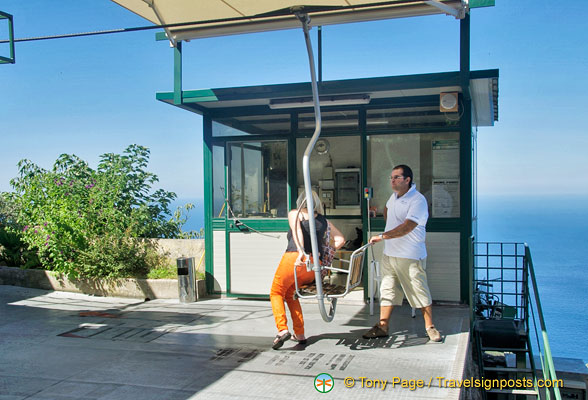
top-left (300, 118), bottom-right (389, 129)
top-left (367, 119), bottom-right (390, 126)
top-left (301, 120), bottom-right (358, 129)
top-left (440, 92), bottom-right (459, 112)
top-left (269, 94), bottom-right (371, 109)
top-left (315, 139), bottom-right (330, 155)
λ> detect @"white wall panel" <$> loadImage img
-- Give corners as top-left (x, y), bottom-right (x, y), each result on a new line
top-left (370, 231), bottom-right (460, 302)
top-left (213, 231), bottom-right (227, 293)
top-left (229, 232), bottom-right (289, 295)
top-left (425, 232), bottom-right (461, 302)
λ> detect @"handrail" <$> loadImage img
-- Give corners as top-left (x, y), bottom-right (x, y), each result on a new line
top-left (525, 244), bottom-right (562, 400)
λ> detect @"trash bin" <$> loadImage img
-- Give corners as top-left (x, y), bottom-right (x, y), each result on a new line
top-left (177, 257), bottom-right (196, 303)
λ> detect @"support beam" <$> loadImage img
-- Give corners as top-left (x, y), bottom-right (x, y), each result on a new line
top-left (318, 26), bottom-right (323, 83)
top-left (460, 13), bottom-right (471, 100)
top-left (203, 115), bottom-right (214, 295)
top-left (173, 41), bottom-right (182, 105)
top-left (459, 12), bottom-right (472, 304)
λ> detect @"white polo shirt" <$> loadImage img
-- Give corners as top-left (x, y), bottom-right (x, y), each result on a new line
top-left (383, 184), bottom-right (428, 260)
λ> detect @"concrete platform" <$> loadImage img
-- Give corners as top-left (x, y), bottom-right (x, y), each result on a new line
top-left (0, 285), bottom-right (471, 399)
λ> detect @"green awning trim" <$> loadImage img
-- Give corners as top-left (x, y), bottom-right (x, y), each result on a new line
top-left (156, 89), bottom-right (219, 102)
top-left (470, 0), bottom-right (495, 8)
top-left (184, 96), bottom-right (219, 103)
top-left (155, 31), bottom-right (167, 41)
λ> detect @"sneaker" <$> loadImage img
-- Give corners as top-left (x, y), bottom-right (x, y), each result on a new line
top-left (426, 326), bottom-right (442, 342)
top-left (362, 324), bottom-right (389, 339)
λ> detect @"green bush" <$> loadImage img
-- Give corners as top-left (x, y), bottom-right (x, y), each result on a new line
top-left (2, 145), bottom-right (198, 278)
top-left (0, 226), bottom-right (39, 268)
top-left (0, 194), bottom-right (39, 267)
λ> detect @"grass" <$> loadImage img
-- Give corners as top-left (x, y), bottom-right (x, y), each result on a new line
top-left (146, 263), bottom-right (205, 280)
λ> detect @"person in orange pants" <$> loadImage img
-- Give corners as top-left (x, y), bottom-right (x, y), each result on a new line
top-left (270, 191), bottom-right (344, 350)
top-left (270, 252), bottom-right (315, 343)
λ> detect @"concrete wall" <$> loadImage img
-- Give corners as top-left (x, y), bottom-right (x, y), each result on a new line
top-left (0, 239), bottom-right (207, 299)
top-left (0, 266), bottom-right (206, 300)
top-left (155, 238), bottom-right (205, 274)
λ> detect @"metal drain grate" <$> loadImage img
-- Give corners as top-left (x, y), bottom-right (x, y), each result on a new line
top-left (58, 325), bottom-right (169, 342)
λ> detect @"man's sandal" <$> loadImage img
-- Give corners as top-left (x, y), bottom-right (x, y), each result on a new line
top-left (272, 331), bottom-right (292, 350)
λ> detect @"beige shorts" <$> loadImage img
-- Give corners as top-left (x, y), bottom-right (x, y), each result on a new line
top-left (379, 255), bottom-right (432, 308)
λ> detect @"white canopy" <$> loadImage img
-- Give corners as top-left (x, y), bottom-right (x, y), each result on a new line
top-left (111, 0), bottom-right (467, 41)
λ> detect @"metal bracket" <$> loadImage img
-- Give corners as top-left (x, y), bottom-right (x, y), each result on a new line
top-left (142, 0), bottom-right (177, 47)
top-left (424, 0), bottom-right (467, 19)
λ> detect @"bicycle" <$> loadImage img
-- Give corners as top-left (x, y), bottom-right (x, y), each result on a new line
top-left (474, 281), bottom-right (505, 320)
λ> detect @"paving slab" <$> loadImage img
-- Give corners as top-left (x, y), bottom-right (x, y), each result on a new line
top-left (0, 285), bottom-right (470, 399)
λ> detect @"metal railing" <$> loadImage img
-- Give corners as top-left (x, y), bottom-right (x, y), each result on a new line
top-left (525, 244), bottom-right (561, 400)
top-left (473, 241), bottom-right (561, 400)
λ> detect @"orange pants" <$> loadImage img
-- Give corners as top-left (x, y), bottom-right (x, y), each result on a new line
top-left (270, 252), bottom-right (316, 336)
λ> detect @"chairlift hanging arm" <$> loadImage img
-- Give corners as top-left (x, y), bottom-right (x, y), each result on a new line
top-left (293, 11), bottom-right (339, 322)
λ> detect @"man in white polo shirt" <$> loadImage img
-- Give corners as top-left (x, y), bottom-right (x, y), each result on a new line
top-left (363, 164), bottom-right (441, 342)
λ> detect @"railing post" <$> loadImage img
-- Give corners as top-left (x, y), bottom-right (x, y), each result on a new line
top-left (469, 236), bottom-right (475, 330)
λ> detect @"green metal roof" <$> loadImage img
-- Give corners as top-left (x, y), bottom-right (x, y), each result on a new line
top-left (156, 69), bottom-right (499, 127)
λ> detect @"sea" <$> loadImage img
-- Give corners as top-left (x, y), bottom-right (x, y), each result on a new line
top-left (477, 195), bottom-right (588, 363)
top-left (173, 195), bottom-right (588, 362)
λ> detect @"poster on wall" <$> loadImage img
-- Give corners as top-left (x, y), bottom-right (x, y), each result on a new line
top-left (432, 179), bottom-right (460, 218)
top-left (432, 139), bottom-right (459, 179)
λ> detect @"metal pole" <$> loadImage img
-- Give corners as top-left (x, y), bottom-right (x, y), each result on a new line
top-left (367, 197), bottom-right (374, 315)
top-left (318, 26), bottom-right (323, 83)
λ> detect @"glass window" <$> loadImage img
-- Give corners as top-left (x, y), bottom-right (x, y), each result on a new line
top-left (213, 114), bottom-right (290, 137)
top-left (366, 106), bottom-right (459, 131)
top-left (367, 132), bottom-right (460, 218)
top-left (298, 110), bottom-right (358, 134)
top-left (296, 136), bottom-right (361, 215)
top-left (212, 144), bottom-right (226, 217)
top-left (227, 140), bottom-right (288, 218)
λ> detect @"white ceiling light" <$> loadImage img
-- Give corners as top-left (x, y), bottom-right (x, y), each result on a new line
top-left (301, 120), bottom-right (357, 129)
top-left (440, 92), bottom-right (458, 112)
top-left (269, 94), bottom-right (370, 109)
top-left (300, 118), bottom-right (389, 129)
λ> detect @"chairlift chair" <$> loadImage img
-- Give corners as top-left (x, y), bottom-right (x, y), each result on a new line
top-left (293, 242), bottom-right (372, 321)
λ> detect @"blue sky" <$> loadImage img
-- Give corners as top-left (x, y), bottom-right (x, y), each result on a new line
top-left (1, 1), bottom-right (587, 199)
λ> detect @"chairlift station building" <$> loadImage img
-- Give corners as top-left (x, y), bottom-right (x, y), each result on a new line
top-left (112, 0), bottom-right (499, 302)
